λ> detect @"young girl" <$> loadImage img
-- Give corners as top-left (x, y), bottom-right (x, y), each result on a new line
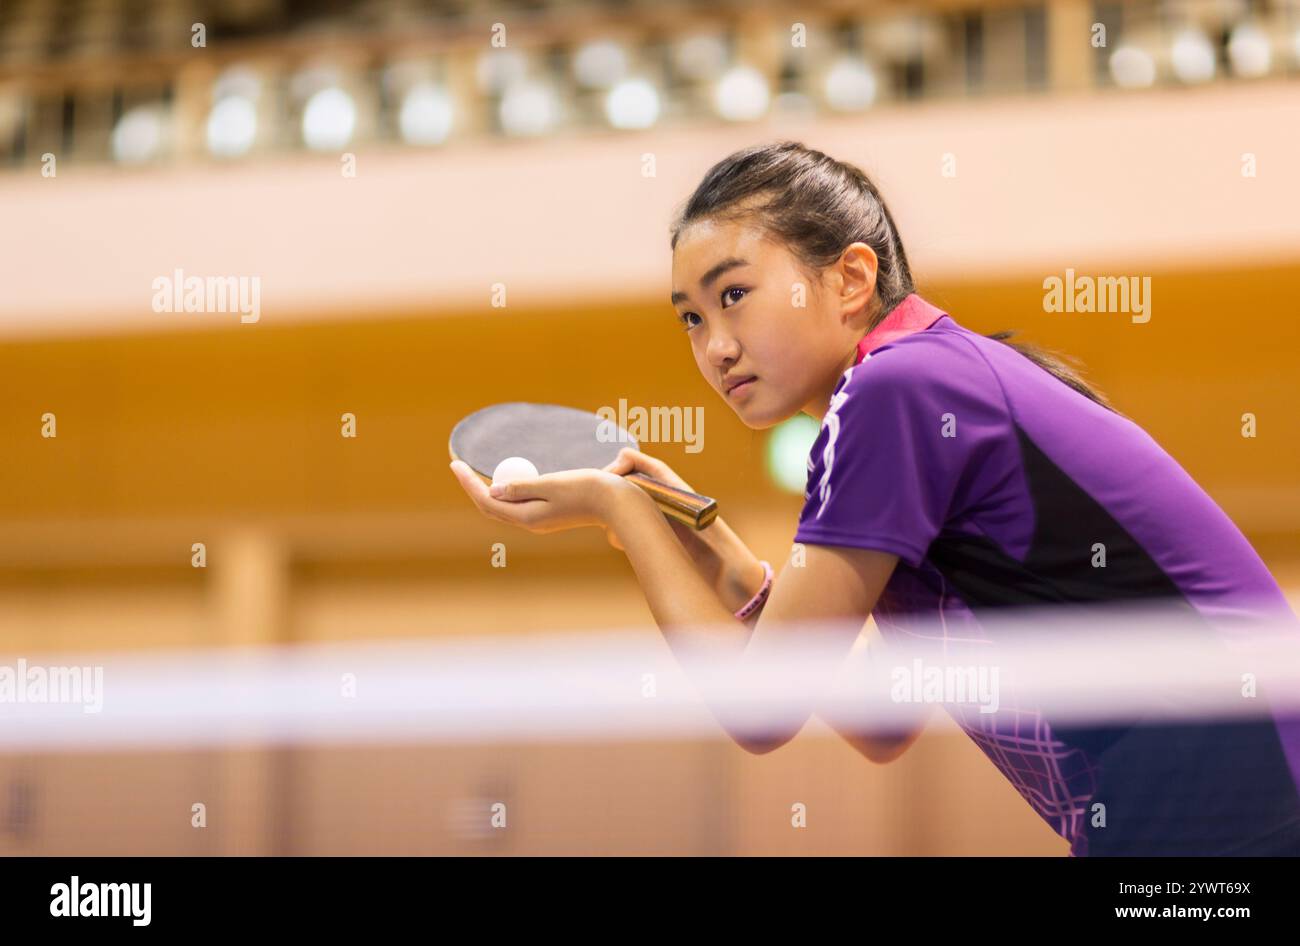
top-left (450, 141), bottom-right (1300, 856)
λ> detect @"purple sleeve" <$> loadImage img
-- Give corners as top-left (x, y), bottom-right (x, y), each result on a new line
top-left (794, 337), bottom-right (1013, 568)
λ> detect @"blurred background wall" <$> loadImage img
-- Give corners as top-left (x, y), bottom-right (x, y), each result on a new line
top-left (1, 0), bottom-right (1298, 855)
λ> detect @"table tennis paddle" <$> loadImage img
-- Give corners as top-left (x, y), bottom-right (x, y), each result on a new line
top-left (449, 402), bottom-right (718, 530)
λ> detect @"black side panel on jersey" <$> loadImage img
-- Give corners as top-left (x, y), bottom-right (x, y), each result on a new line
top-left (921, 425), bottom-right (1300, 854)
top-left (927, 426), bottom-right (1190, 607)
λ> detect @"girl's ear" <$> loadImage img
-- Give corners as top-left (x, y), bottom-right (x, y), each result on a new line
top-left (841, 241), bottom-right (879, 290)
top-left (837, 242), bottom-right (880, 325)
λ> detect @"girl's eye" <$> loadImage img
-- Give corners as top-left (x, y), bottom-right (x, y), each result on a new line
top-left (678, 289), bottom-right (744, 331)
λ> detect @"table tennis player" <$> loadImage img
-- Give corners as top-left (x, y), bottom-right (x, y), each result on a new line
top-left (450, 140), bottom-right (1300, 856)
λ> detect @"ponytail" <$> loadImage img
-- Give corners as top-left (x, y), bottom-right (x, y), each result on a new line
top-left (985, 331), bottom-right (1115, 411)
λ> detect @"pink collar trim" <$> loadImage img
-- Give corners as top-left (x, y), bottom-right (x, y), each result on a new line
top-left (854, 293), bottom-right (947, 365)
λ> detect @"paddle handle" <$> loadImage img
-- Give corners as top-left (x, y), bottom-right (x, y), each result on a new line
top-left (626, 472), bottom-right (718, 530)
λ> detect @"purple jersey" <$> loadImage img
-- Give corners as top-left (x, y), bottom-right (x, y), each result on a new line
top-left (795, 293), bottom-right (1300, 855)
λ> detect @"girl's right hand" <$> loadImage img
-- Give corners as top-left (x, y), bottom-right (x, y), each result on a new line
top-left (602, 446), bottom-right (766, 617)
top-left (603, 446), bottom-right (697, 493)
top-left (600, 447), bottom-right (709, 553)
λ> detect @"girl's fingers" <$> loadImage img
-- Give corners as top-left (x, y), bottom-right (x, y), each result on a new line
top-left (601, 448), bottom-right (635, 475)
top-left (604, 447), bottom-right (694, 492)
top-left (604, 447), bottom-right (666, 479)
top-left (488, 476), bottom-right (546, 502)
top-left (452, 464), bottom-right (612, 536)
top-left (449, 461), bottom-right (542, 523)
top-left (449, 460), bottom-right (486, 499)
top-left (448, 463), bottom-right (502, 519)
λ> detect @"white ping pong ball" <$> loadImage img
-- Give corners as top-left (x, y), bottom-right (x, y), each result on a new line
top-left (492, 456), bottom-right (539, 486)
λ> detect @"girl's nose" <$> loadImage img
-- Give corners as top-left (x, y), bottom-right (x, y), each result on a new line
top-left (705, 333), bottom-right (739, 367)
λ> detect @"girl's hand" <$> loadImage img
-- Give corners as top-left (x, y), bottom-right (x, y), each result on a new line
top-left (600, 447), bottom-right (709, 554)
top-left (449, 459), bottom-right (635, 536)
top-left (599, 447), bottom-right (764, 616)
top-left (602, 445), bottom-right (697, 493)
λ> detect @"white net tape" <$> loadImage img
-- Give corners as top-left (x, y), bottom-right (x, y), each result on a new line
top-left (3, 603), bottom-right (1298, 752)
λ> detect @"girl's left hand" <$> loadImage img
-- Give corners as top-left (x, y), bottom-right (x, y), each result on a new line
top-left (449, 459), bottom-right (634, 536)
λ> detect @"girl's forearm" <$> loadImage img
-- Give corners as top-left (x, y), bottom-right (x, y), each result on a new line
top-left (607, 488), bottom-right (757, 663)
top-left (681, 516), bottom-right (768, 615)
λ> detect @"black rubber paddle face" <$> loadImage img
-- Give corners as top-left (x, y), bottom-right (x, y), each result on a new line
top-left (449, 403), bottom-right (640, 477)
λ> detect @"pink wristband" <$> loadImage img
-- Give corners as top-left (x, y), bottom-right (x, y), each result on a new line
top-left (734, 560), bottom-right (774, 621)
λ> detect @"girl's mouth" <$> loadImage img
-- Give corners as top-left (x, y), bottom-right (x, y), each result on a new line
top-left (726, 377), bottom-right (757, 398)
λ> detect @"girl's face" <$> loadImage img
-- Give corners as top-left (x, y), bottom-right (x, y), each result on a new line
top-left (671, 217), bottom-right (878, 427)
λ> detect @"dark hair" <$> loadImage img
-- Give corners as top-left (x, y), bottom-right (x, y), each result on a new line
top-left (670, 141), bottom-right (1114, 412)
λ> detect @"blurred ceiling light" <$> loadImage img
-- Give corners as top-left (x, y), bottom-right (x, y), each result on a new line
top-left (1227, 22), bottom-right (1272, 77)
top-left (1293, 28), bottom-right (1300, 64)
top-left (399, 82), bottom-right (454, 145)
top-left (301, 87), bottom-right (356, 151)
top-left (823, 56), bottom-right (878, 111)
top-left (499, 80), bottom-right (560, 136)
top-left (573, 40), bottom-right (628, 89)
top-left (1109, 45), bottom-right (1158, 88)
top-left (477, 49), bottom-right (528, 95)
top-left (713, 66), bottom-right (769, 121)
top-left (206, 96), bottom-right (258, 157)
top-left (604, 78), bottom-right (660, 129)
top-left (1170, 28), bottom-right (1216, 83)
top-left (674, 34), bottom-right (729, 81)
top-left (111, 105), bottom-right (168, 163)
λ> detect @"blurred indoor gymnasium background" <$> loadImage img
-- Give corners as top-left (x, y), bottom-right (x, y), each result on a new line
top-left (1, 0), bottom-right (1298, 855)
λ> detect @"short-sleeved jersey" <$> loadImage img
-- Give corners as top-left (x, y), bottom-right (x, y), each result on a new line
top-left (795, 293), bottom-right (1300, 855)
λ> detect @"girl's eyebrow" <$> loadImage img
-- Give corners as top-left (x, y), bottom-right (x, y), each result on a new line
top-left (670, 257), bottom-right (750, 305)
